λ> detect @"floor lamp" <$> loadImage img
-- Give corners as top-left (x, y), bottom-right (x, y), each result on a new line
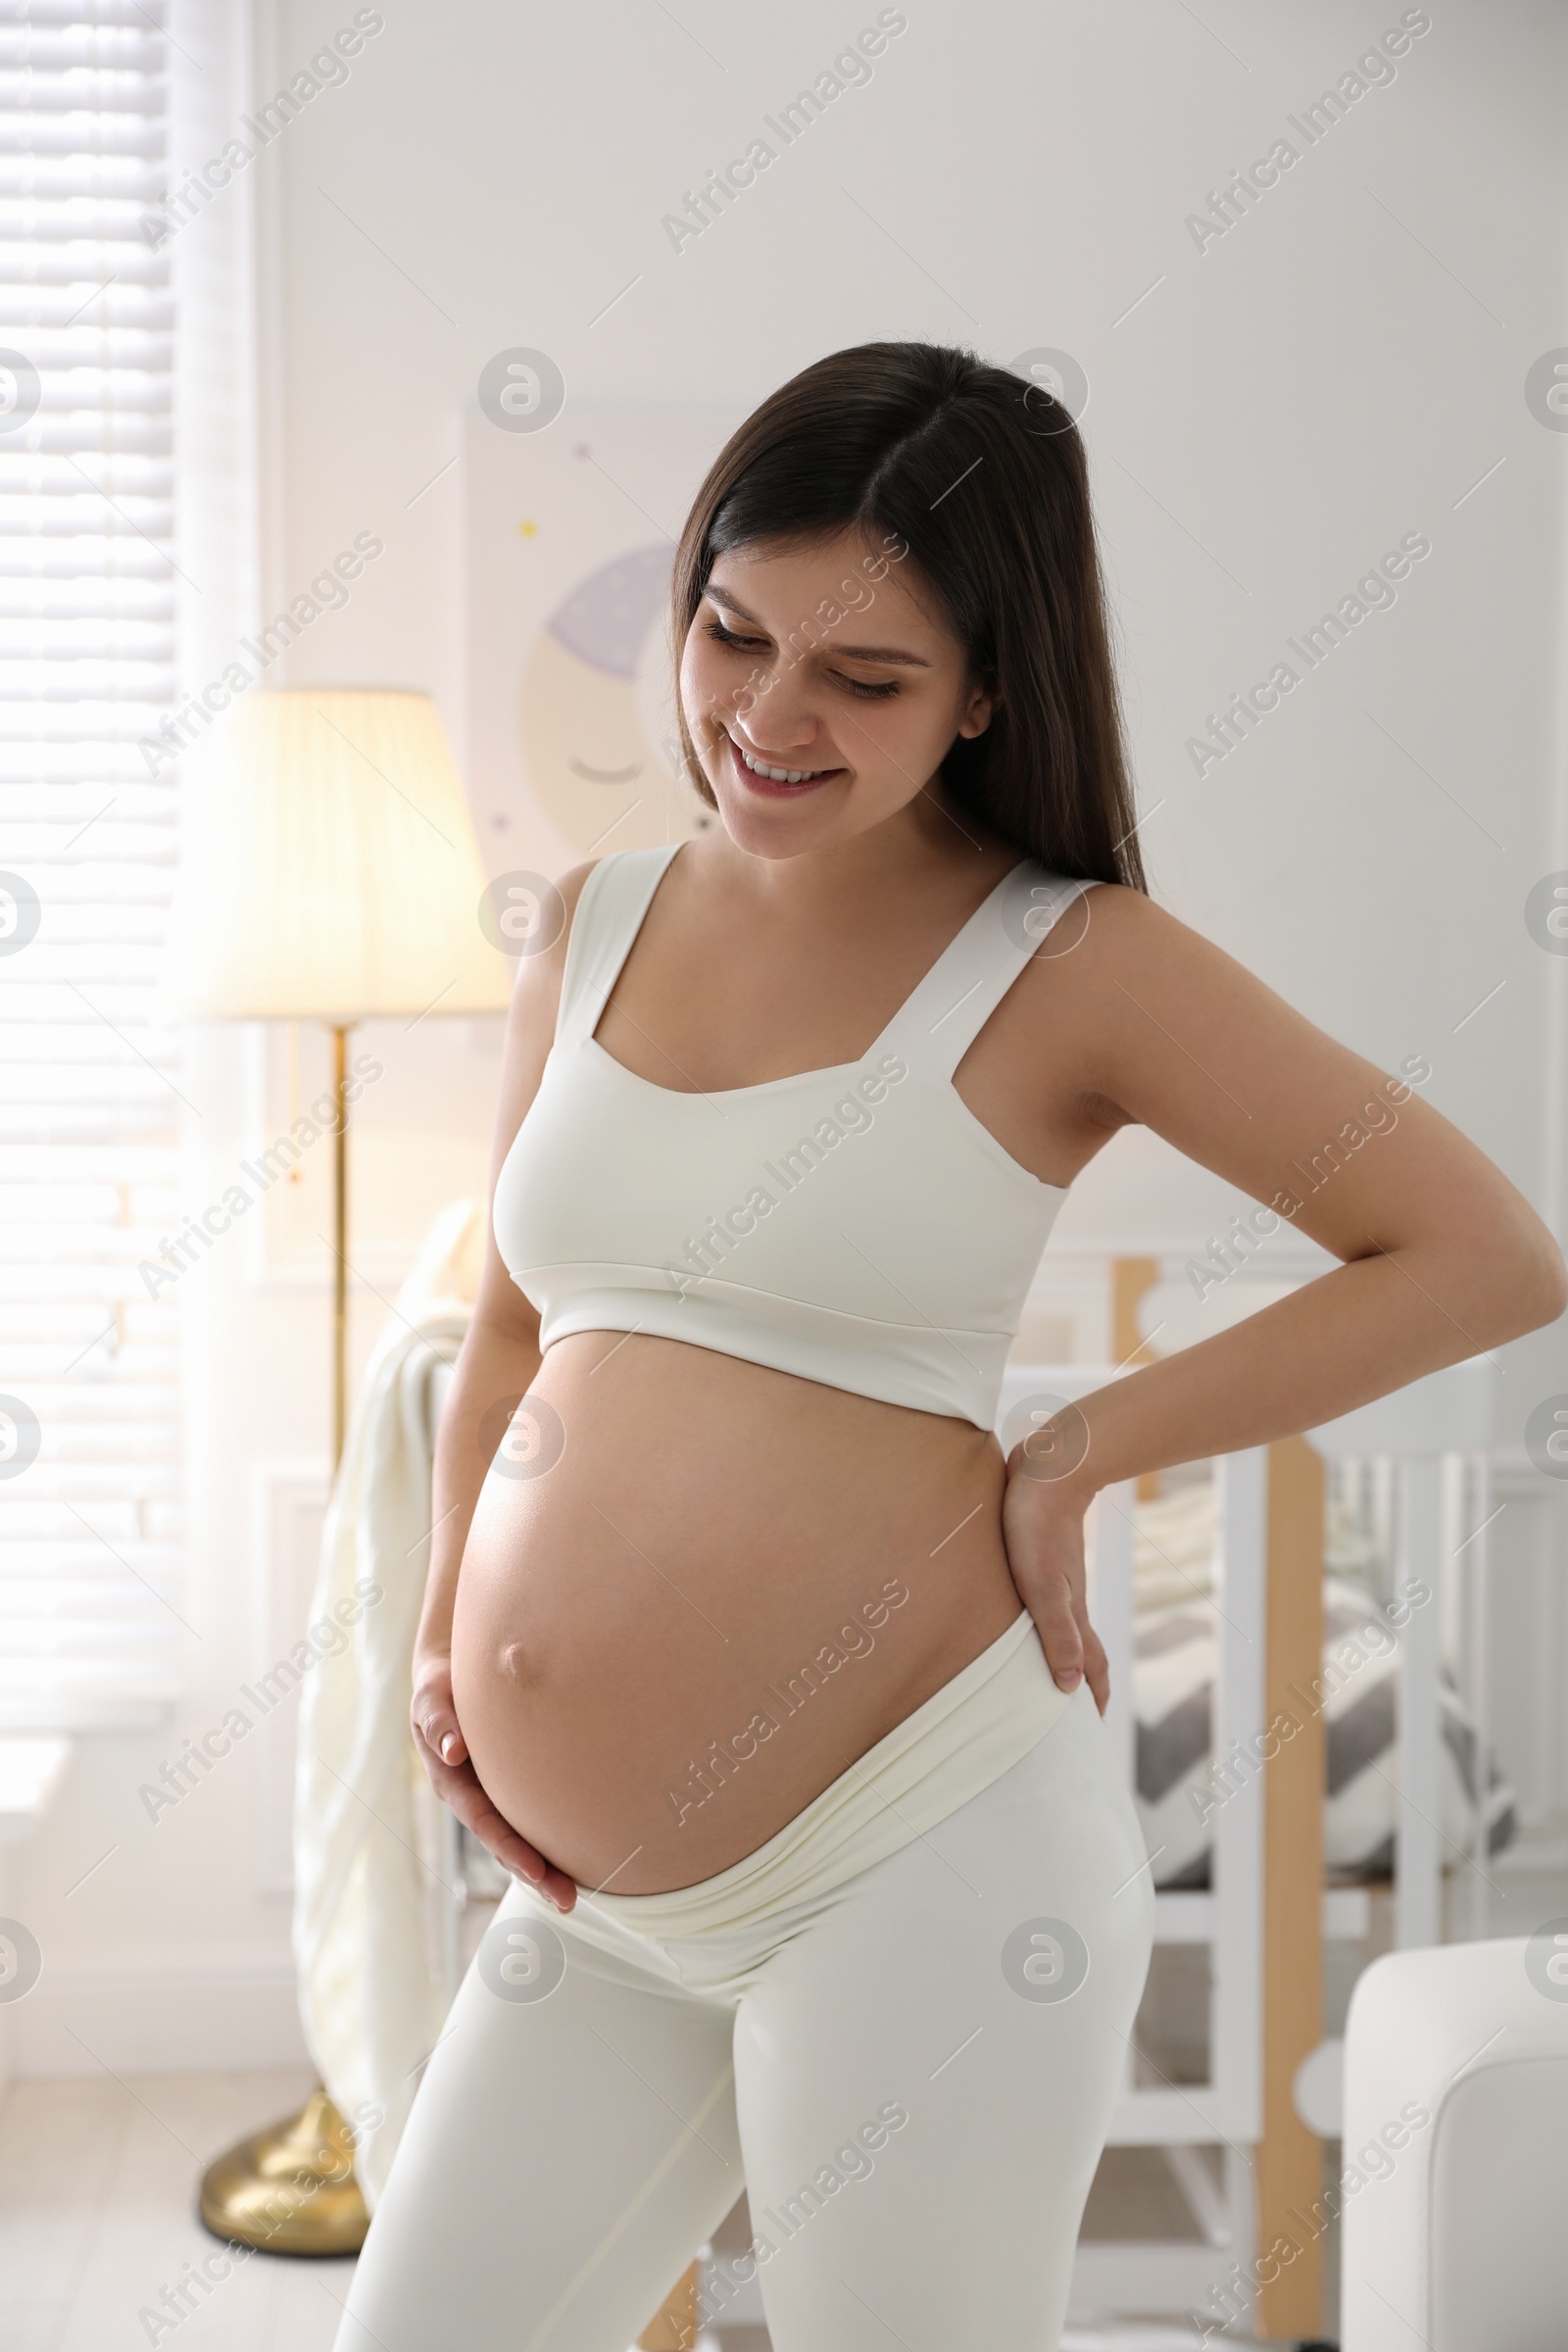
top-left (160, 687), bottom-right (511, 2254)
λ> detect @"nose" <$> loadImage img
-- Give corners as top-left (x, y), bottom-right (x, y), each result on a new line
top-left (727, 672), bottom-right (826, 759)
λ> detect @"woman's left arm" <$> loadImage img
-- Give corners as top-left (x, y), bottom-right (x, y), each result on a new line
top-left (1005, 885), bottom-right (1568, 1709)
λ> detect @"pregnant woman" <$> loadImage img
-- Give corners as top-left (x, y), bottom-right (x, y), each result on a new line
top-left (335, 343), bottom-right (1565, 2352)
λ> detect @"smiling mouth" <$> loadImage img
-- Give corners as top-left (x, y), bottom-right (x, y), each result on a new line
top-left (725, 731), bottom-right (842, 788)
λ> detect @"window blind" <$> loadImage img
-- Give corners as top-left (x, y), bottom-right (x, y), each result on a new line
top-left (0, 1), bottom-right (182, 1729)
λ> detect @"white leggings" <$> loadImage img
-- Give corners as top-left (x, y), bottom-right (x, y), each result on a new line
top-left (332, 1678), bottom-right (1153, 2352)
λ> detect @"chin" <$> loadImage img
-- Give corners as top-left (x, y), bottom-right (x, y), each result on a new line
top-left (711, 782), bottom-right (846, 854)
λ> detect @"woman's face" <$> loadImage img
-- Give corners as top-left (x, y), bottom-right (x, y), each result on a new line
top-left (678, 525), bottom-right (995, 858)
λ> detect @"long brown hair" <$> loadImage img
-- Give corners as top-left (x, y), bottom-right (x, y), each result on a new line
top-left (670, 340), bottom-right (1146, 892)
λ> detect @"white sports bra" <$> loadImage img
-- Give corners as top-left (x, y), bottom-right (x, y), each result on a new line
top-left (492, 844), bottom-right (1099, 1430)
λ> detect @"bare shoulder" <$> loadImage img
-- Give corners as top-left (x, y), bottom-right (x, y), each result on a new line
top-left (504, 857), bottom-right (602, 1010)
top-left (488, 857), bottom-right (607, 1096)
top-left (556, 857), bottom-right (601, 912)
top-left (1047, 878), bottom-right (1253, 1004)
top-left (551, 856), bottom-right (604, 950)
top-left (1025, 876), bottom-right (1308, 1141)
top-left (1074, 878), bottom-right (1197, 956)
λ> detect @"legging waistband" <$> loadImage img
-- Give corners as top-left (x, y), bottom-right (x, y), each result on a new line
top-left (578, 1608), bottom-right (1073, 1942)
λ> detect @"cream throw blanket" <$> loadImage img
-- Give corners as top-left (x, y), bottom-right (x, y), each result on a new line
top-left (292, 1197), bottom-right (484, 2210)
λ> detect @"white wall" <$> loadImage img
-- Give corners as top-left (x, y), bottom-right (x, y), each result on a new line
top-left (15, 0), bottom-right (1568, 2073)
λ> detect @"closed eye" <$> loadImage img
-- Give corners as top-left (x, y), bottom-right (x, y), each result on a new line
top-left (704, 619), bottom-right (900, 700)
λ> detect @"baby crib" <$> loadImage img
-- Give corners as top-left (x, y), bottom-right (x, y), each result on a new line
top-left (999, 1348), bottom-right (1498, 2337)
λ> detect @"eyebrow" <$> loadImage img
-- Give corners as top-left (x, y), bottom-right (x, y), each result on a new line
top-left (705, 580), bottom-right (934, 669)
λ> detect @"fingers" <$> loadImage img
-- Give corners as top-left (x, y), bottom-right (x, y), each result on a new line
top-left (1081, 1620), bottom-right (1111, 1718)
top-left (1043, 1584), bottom-right (1112, 1715)
top-left (1001, 1483), bottom-right (1112, 1712)
top-left (410, 1726), bottom-right (577, 1913)
top-left (1017, 1563), bottom-right (1115, 1715)
top-left (411, 1691), bottom-right (466, 1769)
top-left (1028, 1571), bottom-right (1085, 1693)
top-left (468, 1794), bottom-right (578, 1913)
top-left (410, 1714), bottom-right (457, 1785)
top-left (465, 1798), bottom-right (577, 1914)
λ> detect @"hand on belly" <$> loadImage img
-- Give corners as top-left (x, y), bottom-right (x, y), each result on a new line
top-left (445, 1338), bottom-right (1025, 1895)
top-left (410, 1644), bottom-right (578, 1912)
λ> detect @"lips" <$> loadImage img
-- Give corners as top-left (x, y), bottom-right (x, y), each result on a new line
top-left (724, 731), bottom-right (844, 798)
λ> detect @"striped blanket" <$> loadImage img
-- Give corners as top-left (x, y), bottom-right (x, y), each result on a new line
top-left (1130, 1480), bottom-right (1517, 1887)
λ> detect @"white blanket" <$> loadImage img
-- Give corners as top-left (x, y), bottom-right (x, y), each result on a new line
top-left (292, 1197), bottom-right (482, 2210)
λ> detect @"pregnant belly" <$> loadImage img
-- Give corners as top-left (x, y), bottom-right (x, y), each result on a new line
top-left (448, 1330), bottom-right (1026, 1894)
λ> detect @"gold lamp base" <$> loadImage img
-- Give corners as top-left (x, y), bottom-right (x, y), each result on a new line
top-left (198, 2084), bottom-right (369, 2257)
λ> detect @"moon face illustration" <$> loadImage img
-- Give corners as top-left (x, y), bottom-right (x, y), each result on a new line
top-left (521, 542), bottom-right (709, 854)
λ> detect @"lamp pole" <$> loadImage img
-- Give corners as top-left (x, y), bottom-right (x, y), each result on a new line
top-left (197, 1018), bottom-right (372, 2257)
top-left (332, 1023), bottom-right (350, 1471)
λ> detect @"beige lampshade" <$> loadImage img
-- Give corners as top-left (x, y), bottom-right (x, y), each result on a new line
top-left (159, 688), bottom-right (513, 1022)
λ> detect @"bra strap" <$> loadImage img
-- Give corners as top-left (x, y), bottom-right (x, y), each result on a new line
top-left (555, 843), bottom-right (681, 1051)
top-left (871, 861), bottom-right (1102, 1080)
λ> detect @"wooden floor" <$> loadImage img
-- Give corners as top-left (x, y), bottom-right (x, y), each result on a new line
top-left (0, 2062), bottom-right (1267, 2352)
top-left (0, 2066), bottom-right (353, 2352)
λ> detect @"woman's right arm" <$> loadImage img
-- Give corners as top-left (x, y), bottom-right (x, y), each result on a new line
top-left (409, 860), bottom-right (597, 1912)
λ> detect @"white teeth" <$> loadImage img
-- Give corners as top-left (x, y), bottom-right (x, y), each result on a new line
top-left (734, 740), bottom-right (827, 786)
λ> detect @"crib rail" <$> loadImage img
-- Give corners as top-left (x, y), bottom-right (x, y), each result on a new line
top-left (996, 1366), bottom-right (1265, 2151)
top-left (995, 1353), bottom-right (1495, 2326)
top-left (1308, 1358), bottom-right (1494, 1947)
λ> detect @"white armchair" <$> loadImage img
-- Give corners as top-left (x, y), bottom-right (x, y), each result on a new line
top-left (1341, 1935), bottom-right (1568, 2348)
